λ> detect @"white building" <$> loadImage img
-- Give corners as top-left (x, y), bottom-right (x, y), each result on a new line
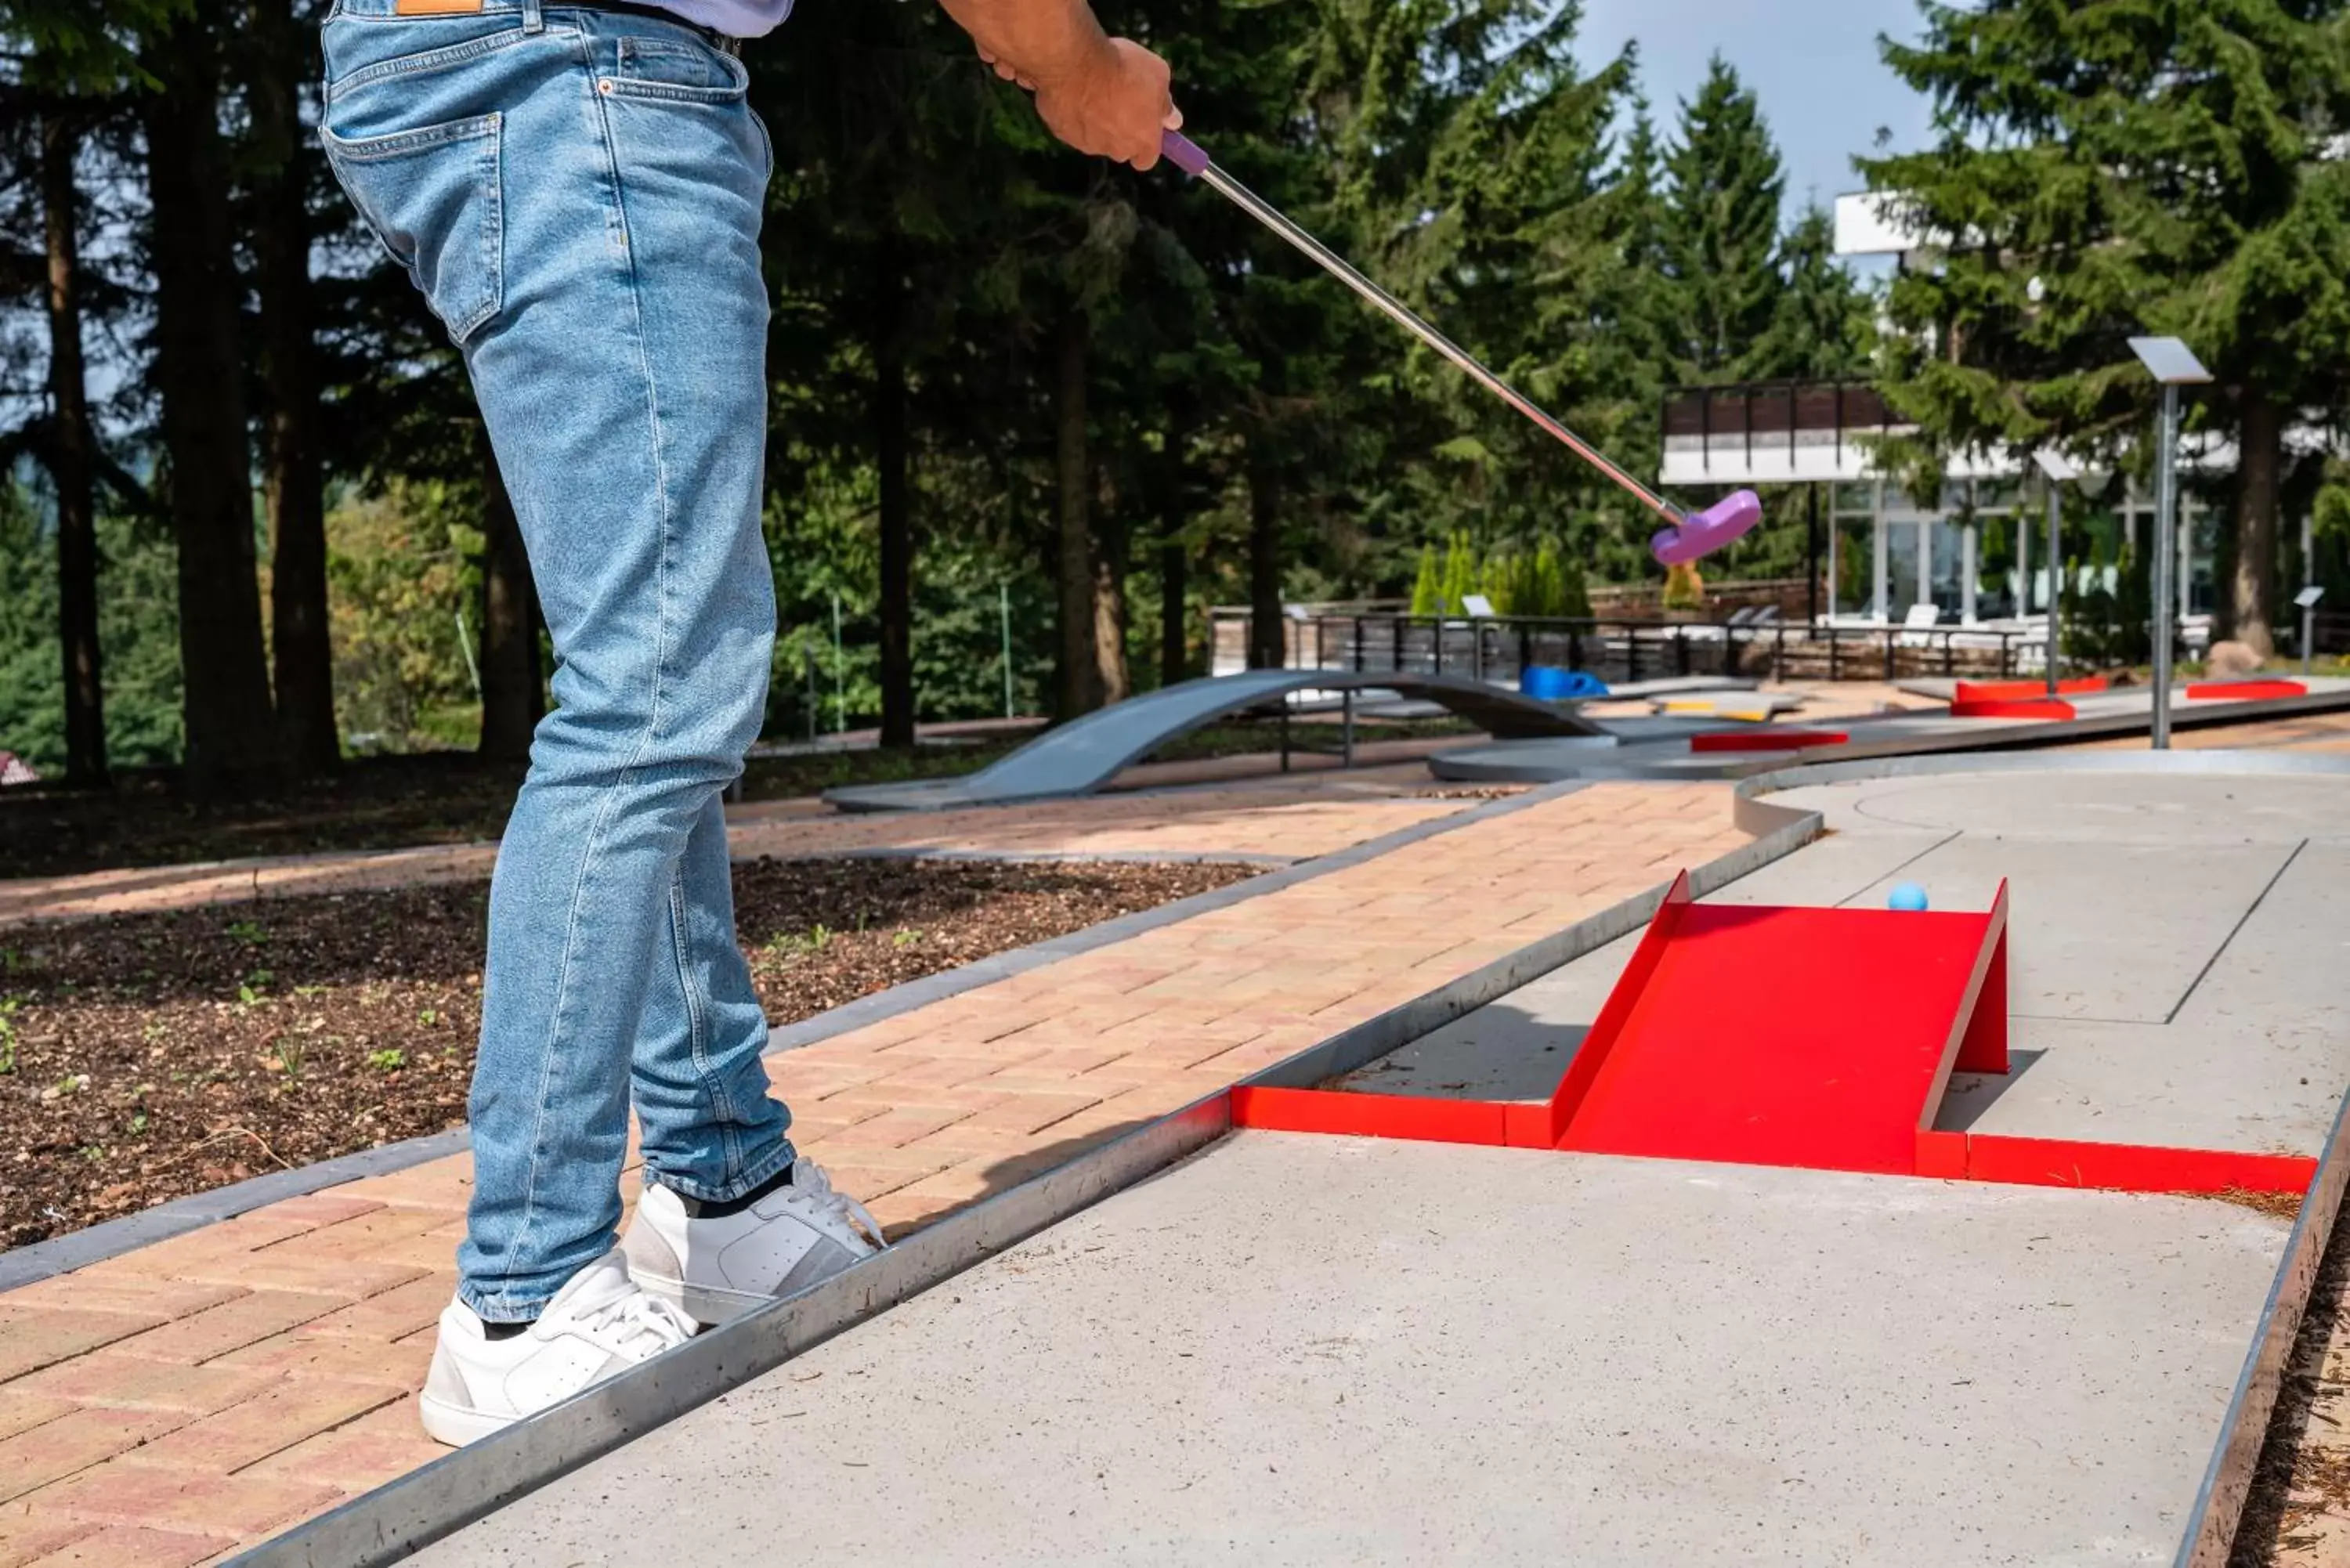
top-left (1658, 378), bottom-right (2224, 627)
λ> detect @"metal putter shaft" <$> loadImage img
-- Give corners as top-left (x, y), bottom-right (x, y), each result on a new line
top-left (1160, 129), bottom-right (1761, 563)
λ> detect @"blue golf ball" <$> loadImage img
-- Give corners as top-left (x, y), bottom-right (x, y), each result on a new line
top-left (1888, 882), bottom-right (1930, 912)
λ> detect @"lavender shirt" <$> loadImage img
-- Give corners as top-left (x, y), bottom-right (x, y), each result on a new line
top-left (649, 0), bottom-right (794, 39)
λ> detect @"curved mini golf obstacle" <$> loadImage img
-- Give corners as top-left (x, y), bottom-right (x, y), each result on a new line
top-left (1233, 869), bottom-right (2318, 1198)
top-left (822, 667), bottom-right (1603, 812)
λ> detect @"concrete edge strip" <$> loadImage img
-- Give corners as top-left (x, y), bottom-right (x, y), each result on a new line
top-left (230, 790), bottom-right (1824, 1567)
top-left (0, 786), bottom-right (1577, 1291)
top-left (1727, 746), bottom-right (2350, 807)
top-left (2179, 1078), bottom-right (2350, 1567)
top-left (1726, 747), bottom-right (2350, 1566)
top-left (1427, 685), bottom-right (2350, 786)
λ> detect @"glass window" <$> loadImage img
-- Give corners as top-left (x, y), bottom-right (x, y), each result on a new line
top-left (1929, 519), bottom-right (1967, 613)
top-left (1889, 520), bottom-right (1924, 615)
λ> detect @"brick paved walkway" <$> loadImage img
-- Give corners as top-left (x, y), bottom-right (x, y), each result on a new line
top-left (0, 764), bottom-right (1479, 927)
top-left (0, 780), bottom-right (1747, 1565)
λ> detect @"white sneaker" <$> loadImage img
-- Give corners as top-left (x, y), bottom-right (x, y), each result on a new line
top-left (622, 1158), bottom-right (885, 1328)
top-left (418, 1247), bottom-right (696, 1447)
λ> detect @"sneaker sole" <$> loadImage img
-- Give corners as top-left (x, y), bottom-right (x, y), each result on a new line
top-left (418, 1390), bottom-right (515, 1448)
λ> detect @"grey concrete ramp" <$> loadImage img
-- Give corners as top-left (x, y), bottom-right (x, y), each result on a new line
top-left (822, 670), bottom-right (1603, 812)
top-left (418, 1134), bottom-right (2290, 1568)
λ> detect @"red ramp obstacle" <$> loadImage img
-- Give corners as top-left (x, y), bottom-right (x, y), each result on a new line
top-left (1233, 872), bottom-right (2314, 1199)
top-left (2186, 677), bottom-right (2308, 702)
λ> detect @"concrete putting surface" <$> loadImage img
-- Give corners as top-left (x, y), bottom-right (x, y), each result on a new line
top-left (418, 1133), bottom-right (2289, 1567)
top-left (410, 761), bottom-right (2350, 1564)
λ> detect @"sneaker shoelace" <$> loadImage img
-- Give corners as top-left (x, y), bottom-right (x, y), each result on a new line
top-left (791, 1158), bottom-right (888, 1250)
top-left (576, 1286), bottom-right (698, 1359)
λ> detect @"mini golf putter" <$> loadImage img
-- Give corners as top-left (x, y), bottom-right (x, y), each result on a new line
top-left (1160, 128), bottom-right (1762, 568)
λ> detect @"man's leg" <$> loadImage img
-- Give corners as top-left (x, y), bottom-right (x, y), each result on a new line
top-left (324, 0), bottom-right (787, 1320)
top-left (452, 13), bottom-right (788, 1321)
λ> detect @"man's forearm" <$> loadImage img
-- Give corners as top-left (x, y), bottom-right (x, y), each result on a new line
top-left (935, 0), bottom-right (1113, 89)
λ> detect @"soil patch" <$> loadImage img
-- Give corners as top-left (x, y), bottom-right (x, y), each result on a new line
top-left (0, 856), bottom-right (1257, 1249)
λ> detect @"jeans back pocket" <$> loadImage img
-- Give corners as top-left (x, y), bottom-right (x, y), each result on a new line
top-left (606, 34), bottom-right (749, 103)
top-left (324, 113), bottom-right (504, 345)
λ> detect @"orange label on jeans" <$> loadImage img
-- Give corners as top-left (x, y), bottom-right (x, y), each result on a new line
top-left (393, 0), bottom-right (486, 13)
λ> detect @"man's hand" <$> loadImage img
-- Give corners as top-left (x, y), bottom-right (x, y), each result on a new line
top-left (947, 0), bottom-right (1178, 170)
top-left (1008, 37), bottom-right (1178, 170)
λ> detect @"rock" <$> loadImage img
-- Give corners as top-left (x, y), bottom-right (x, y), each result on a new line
top-left (2207, 640), bottom-right (2264, 677)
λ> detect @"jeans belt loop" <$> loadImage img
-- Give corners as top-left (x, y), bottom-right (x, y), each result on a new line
top-left (521, 0), bottom-right (544, 32)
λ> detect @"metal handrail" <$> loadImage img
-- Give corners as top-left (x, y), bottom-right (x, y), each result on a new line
top-left (1221, 610), bottom-right (2046, 685)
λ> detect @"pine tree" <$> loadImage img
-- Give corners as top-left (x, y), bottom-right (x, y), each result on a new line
top-left (1864, 0), bottom-right (2350, 656)
top-left (1409, 544), bottom-right (1443, 616)
top-left (1748, 204), bottom-right (1874, 380)
top-left (1664, 56), bottom-right (1788, 381)
top-left (1532, 541), bottom-right (1568, 617)
top-left (1441, 532), bottom-right (1478, 614)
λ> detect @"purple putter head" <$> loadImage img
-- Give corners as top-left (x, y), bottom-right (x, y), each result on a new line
top-left (1650, 490), bottom-right (1763, 567)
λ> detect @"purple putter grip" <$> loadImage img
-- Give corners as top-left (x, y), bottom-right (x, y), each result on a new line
top-left (1650, 490), bottom-right (1763, 566)
top-left (1162, 129), bottom-right (1209, 177)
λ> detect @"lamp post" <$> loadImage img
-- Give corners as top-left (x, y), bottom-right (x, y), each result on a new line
top-left (2030, 448), bottom-right (2079, 696)
top-left (2127, 338), bottom-right (2213, 750)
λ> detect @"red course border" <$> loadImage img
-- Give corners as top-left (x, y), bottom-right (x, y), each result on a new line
top-left (2186, 678), bottom-right (2308, 702)
top-left (1689, 729), bottom-right (1850, 753)
top-left (1231, 869), bottom-right (2315, 1202)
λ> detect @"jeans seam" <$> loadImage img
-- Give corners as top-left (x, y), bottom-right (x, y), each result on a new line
top-left (664, 860), bottom-right (743, 1145)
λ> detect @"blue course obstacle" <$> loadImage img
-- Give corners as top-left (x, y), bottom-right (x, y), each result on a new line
top-left (823, 669), bottom-right (1607, 814)
top-left (1520, 667), bottom-right (1611, 702)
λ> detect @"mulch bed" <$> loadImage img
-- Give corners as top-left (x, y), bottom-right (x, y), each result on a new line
top-left (0, 749), bottom-right (1002, 882)
top-left (0, 856), bottom-right (1257, 1249)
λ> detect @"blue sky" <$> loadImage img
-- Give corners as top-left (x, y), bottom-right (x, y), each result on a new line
top-left (1574, 0), bottom-right (1938, 217)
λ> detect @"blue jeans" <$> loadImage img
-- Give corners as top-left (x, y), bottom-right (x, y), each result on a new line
top-left (322, 0), bottom-right (795, 1321)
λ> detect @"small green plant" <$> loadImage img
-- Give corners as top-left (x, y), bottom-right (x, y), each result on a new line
top-left (368, 1049), bottom-right (407, 1072)
top-left (0, 995), bottom-right (20, 1075)
top-left (273, 1039), bottom-right (306, 1080)
top-left (417, 1008), bottom-right (439, 1028)
top-left (237, 969), bottom-right (276, 1007)
top-left (763, 923), bottom-right (835, 958)
top-left (226, 919), bottom-right (269, 947)
top-left (892, 929), bottom-right (924, 948)
top-left (128, 1111), bottom-right (148, 1136)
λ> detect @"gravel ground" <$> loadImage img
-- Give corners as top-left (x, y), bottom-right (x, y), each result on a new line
top-left (0, 855), bottom-right (1257, 1248)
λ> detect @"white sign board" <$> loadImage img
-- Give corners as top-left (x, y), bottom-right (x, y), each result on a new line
top-left (2297, 586), bottom-right (2326, 609)
top-left (1460, 594), bottom-right (1495, 619)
